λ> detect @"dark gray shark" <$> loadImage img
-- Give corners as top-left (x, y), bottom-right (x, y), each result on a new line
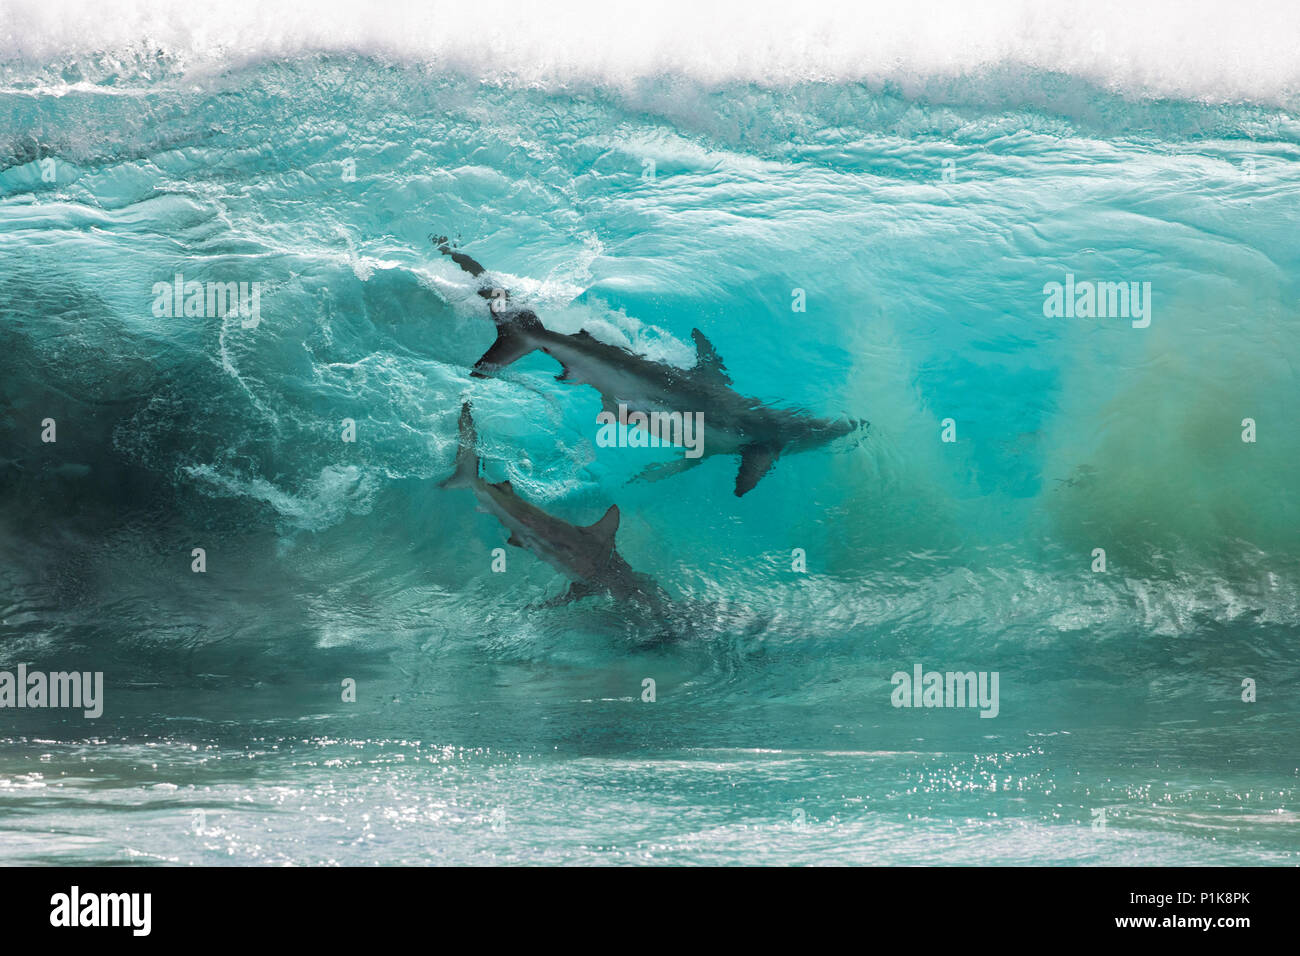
top-left (441, 401), bottom-right (670, 611)
top-left (435, 238), bottom-right (864, 496)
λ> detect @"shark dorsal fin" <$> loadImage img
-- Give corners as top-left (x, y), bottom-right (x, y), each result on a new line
top-left (584, 504), bottom-right (620, 549)
top-left (691, 328), bottom-right (732, 385)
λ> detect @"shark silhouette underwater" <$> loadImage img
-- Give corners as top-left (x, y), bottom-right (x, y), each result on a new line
top-left (434, 237), bottom-right (865, 497)
top-left (441, 401), bottom-right (671, 614)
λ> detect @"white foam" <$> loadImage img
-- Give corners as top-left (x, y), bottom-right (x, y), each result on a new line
top-left (1, 0), bottom-right (1298, 104)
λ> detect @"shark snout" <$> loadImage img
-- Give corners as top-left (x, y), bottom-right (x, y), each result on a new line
top-left (823, 417), bottom-right (866, 442)
top-left (777, 416), bottom-right (863, 460)
top-left (843, 417), bottom-right (870, 448)
top-left (807, 416), bottom-right (867, 452)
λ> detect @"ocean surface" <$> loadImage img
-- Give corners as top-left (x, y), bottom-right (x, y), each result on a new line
top-left (1, 1), bottom-right (1298, 865)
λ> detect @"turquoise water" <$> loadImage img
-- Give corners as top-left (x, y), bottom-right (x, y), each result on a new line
top-left (1, 47), bottom-right (1299, 864)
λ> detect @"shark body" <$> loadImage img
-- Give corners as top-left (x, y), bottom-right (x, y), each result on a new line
top-left (435, 238), bottom-right (864, 496)
top-left (441, 402), bottom-right (669, 611)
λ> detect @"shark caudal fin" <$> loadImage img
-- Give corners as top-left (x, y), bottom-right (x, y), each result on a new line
top-left (471, 309), bottom-right (545, 378)
top-left (434, 233), bottom-right (513, 308)
top-left (433, 235), bottom-right (547, 378)
top-left (440, 402), bottom-right (481, 488)
top-left (433, 237), bottom-right (488, 278)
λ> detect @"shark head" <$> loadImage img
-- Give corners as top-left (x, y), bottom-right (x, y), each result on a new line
top-left (786, 415), bottom-right (865, 453)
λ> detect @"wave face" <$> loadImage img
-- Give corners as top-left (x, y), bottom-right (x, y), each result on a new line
top-left (1, 28), bottom-right (1299, 863)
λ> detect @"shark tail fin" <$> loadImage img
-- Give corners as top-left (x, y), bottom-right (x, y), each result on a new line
top-left (434, 238), bottom-right (488, 279)
top-left (470, 309), bottom-right (545, 378)
top-left (440, 402), bottom-right (480, 488)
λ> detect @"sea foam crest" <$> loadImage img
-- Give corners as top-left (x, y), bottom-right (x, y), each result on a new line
top-left (1, 0), bottom-right (1298, 104)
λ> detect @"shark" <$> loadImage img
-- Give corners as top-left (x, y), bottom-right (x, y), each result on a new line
top-left (434, 237), bottom-right (865, 497)
top-left (440, 401), bottom-right (670, 612)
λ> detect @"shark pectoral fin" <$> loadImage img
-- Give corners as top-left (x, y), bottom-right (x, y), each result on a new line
top-left (690, 328), bottom-right (733, 386)
top-left (631, 457), bottom-right (705, 485)
top-left (735, 444), bottom-right (779, 497)
top-left (538, 580), bottom-right (600, 609)
top-left (583, 504), bottom-right (620, 555)
top-left (506, 532), bottom-right (525, 548)
top-left (567, 580), bottom-right (601, 602)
